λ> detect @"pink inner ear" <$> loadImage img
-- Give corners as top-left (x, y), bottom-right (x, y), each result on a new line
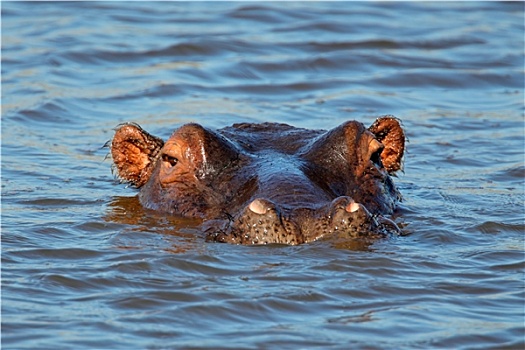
top-left (111, 123), bottom-right (164, 187)
top-left (368, 117), bottom-right (405, 173)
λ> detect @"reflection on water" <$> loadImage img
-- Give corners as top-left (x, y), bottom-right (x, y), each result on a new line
top-left (2, 1), bottom-right (524, 349)
top-left (105, 195), bottom-right (205, 254)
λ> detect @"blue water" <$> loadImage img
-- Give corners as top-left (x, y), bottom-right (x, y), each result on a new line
top-left (2, 2), bottom-right (524, 349)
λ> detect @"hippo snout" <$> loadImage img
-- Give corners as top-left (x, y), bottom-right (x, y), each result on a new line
top-left (210, 196), bottom-right (392, 245)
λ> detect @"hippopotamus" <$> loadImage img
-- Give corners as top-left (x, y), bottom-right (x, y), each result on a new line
top-left (110, 116), bottom-right (405, 245)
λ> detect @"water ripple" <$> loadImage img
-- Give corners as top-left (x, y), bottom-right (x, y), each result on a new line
top-left (2, 2), bottom-right (524, 349)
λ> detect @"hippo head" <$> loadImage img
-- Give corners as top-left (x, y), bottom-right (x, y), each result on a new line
top-left (111, 117), bottom-right (405, 245)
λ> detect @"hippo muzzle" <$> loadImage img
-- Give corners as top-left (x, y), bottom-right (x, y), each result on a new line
top-left (209, 196), bottom-right (398, 245)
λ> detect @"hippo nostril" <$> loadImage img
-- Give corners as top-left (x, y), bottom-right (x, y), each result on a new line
top-left (346, 202), bottom-right (361, 213)
top-left (249, 199), bottom-right (268, 215)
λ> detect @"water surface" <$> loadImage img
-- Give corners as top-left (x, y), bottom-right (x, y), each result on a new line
top-left (2, 2), bottom-right (524, 349)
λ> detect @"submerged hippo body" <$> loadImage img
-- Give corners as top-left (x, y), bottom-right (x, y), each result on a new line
top-left (111, 117), bottom-right (405, 245)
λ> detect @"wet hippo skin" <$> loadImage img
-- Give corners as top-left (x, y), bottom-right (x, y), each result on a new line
top-left (111, 116), bottom-right (405, 245)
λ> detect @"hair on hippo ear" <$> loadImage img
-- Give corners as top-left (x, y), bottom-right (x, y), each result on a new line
top-left (110, 123), bottom-right (164, 187)
top-left (368, 116), bottom-right (405, 173)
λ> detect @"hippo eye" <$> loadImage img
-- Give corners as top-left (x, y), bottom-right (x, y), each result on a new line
top-left (370, 148), bottom-right (384, 167)
top-left (162, 154), bottom-right (178, 167)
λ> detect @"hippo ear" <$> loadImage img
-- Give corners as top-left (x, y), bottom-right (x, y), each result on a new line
top-left (368, 116), bottom-right (405, 173)
top-left (111, 123), bottom-right (164, 187)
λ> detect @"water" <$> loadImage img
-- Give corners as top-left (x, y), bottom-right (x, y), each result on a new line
top-left (2, 2), bottom-right (524, 349)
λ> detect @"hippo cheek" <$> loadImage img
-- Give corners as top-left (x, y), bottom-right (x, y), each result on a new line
top-left (280, 197), bottom-right (357, 242)
top-left (241, 198), bottom-right (306, 245)
top-left (213, 198), bottom-right (302, 245)
top-left (318, 197), bottom-right (379, 238)
top-left (323, 196), bottom-right (401, 239)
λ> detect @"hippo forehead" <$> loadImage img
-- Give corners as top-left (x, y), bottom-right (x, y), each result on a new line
top-left (218, 122), bottom-right (326, 154)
